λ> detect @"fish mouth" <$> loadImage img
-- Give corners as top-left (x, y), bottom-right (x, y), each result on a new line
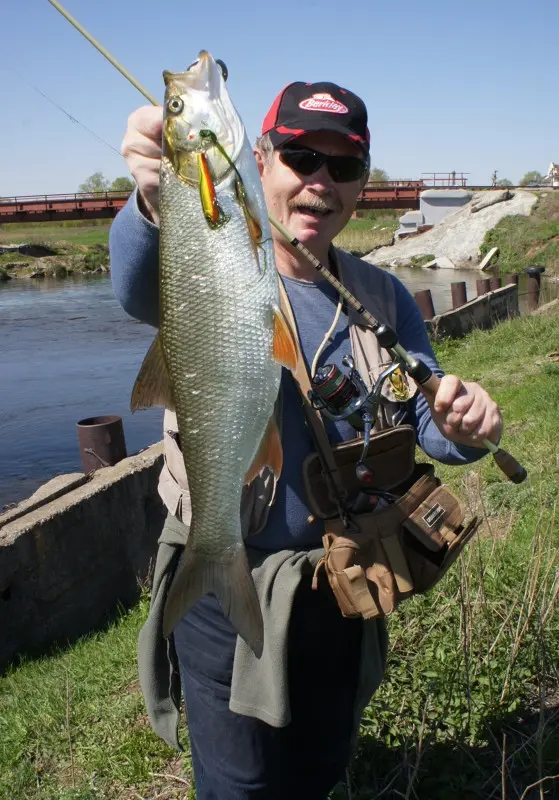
top-left (162, 51), bottom-right (244, 187)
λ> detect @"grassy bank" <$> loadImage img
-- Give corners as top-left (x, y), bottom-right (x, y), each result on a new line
top-left (334, 212), bottom-right (399, 255)
top-left (1, 213), bottom-right (394, 263)
top-left (0, 220), bottom-right (110, 247)
top-left (480, 191), bottom-right (559, 275)
top-left (0, 241), bottom-right (109, 280)
top-left (1, 308), bottom-right (558, 799)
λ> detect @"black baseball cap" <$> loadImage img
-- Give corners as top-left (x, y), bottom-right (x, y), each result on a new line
top-left (261, 81), bottom-right (370, 156)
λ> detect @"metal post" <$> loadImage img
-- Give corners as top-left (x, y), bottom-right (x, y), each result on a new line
top-left (451, 281), bottom-right (467, 308)
top-left (489, 277), bottom-right (502, 291)
top-left (476, 278), bottom-right (490, 296)
top-left (525, 266), bottom-right (544, 311)
top-left (76, 415), bottom-right (127, 473)
top-left (414, 289), bottom-right (435, 321)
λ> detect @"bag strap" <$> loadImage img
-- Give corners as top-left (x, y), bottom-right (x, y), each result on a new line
top-left (278, 277), bottom-right (348, 507)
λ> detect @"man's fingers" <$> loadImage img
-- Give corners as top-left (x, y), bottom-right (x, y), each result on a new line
top-left (433, 374), bottom-right (464, 413)
top-left (121, 107), bottom-right (163, 160)
top-left (123, 136), bottom-right (162, 160)
top-left (128, 105), bottom-right (164, 141)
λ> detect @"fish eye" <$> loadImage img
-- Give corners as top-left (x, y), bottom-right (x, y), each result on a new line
top-left (167, 96), bottom-right (184, 115)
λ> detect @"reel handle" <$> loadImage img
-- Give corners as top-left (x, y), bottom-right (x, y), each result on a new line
top-left (417, 371), bottom-right (527, 484)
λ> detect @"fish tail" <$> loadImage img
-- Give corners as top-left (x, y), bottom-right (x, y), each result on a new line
top-left (163, 540), bottom-right (264, 658)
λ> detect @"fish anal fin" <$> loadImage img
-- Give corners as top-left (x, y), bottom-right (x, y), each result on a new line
top-left (273, 307), bottom-right (298, 371)
top-left (244, 415), bottom-right (283, 485)
top-left (163, 543), bottom-right (264, 658)
top-left (130, 334), bottom-right (175, 411)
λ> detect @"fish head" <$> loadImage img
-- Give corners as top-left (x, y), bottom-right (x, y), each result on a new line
top-left (162, 51), bottom-right (243, 186)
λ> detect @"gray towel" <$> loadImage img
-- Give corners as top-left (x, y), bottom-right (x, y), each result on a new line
top-left (137, 515), bottom-right (388, 751)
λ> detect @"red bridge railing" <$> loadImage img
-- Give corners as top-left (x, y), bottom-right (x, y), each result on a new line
top-left (0, 192), bottom-right (133, 223)
top-left (0, 179), bottom-right (467, 222)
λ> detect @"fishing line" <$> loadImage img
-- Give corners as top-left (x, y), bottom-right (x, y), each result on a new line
top-left (1, 62), bottom-right (122, 157)
top-left (45, 0), bottom-right (528, 484)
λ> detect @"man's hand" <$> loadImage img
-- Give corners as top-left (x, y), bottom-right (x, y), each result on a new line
top-left (426, 375), bottom-right (503, 449)
top-left (121, 106), bottom-right (163, 225)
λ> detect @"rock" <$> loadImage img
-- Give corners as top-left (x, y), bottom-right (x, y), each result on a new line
top-left (434, 255), bottom-right (456, 270)
top-left (471, 189), bottom-right (512, 213)
top-left (0, 243), bottom-right (56, 257)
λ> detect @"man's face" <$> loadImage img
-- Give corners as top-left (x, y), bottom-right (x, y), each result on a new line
top-left (256, 131), bottom-right (367, 254)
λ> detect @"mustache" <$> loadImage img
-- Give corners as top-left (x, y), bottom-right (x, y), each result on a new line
top-left (288, 194), bottom-right (342, 214)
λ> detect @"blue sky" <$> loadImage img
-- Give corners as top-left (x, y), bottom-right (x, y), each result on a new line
top-left (1, 0), bottom-right (557, 196)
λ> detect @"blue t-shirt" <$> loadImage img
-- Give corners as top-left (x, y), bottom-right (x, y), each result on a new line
top-left (109, 192), bottom-right (485, 551)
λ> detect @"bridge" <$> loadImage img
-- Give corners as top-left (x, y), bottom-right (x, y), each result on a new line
top-left (0, 179), bottom-right (504, 224)
top-left (0, 185), bottom-right (424, 223)
top-left (0, 192), bottom-right (130, 224)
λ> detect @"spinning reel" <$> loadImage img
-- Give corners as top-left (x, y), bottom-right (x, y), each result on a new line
top-left (308, 355), bottom-right (403, 487)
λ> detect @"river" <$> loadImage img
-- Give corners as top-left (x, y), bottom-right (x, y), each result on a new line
top-left (0, 268), bottom-right (554, 510)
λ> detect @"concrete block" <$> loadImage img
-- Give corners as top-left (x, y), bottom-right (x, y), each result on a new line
top-left (479, 247), bottom-right (499, 272)
top-left (420, 190), bottom-right (473, 227)
top-left (0, 443), bottom-right (166, 670)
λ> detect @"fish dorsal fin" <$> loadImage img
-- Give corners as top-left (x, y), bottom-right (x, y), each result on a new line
top-left (272, 306), bottom-right (298, 371)
top-left (244, 415), bottom-right (283, 485)
top-left (130, 334), bottom-right (175, 411)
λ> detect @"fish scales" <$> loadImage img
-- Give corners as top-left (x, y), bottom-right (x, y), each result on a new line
top-left (159, 153), bottom-right (280, 552)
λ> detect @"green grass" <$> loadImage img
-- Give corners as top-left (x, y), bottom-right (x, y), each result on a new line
top-left (480, 191), bottom-right (559, 275)
top-left (1, 309), bottom-right (559, 798)
top-left (0, 596), bottom-right (192, 800)
top-left (0, 222), bottom-right (110, 246)
top-left (335, 215), bottom-right (399, 256)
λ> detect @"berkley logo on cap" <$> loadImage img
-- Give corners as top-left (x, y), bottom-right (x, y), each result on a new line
top-left (298, 92), bottom-right (348, 115)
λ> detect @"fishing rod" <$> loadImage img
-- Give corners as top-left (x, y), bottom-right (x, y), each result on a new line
top-left (47, 0), bottom-right (527, 484)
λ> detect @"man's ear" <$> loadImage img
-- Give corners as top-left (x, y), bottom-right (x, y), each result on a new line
top-left (254, 148), bottom-right (265, 177)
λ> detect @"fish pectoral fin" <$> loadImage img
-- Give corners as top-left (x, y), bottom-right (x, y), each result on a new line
top-left (272, 307), bottom-right (298, 371)
top-left (163, 543), bottom-right (264, 658)
top-left (130, 334), bottom-right (175, 411)
top-left (244, 415), bottom-right (283, 484)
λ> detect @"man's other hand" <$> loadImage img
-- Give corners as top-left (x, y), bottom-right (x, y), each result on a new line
top-left (121, 106), bottom-right (163, 225)
top-left (427, 375), bottom-right (503, 449)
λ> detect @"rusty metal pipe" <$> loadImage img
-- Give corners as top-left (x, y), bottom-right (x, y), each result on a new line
top-left (451, 281), bottom-right (467, 308)
top-left (414, 289), bottom-right (436, 320)
top-left (490, 276), bottom-right (502, 291)
top-left (525, 266), bottom-right (544, 311)
top-left (76, 415), bottom-right (127, 474)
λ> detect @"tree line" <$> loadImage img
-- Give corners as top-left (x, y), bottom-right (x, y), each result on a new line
top-left (79, 172), bottom-right (135, 194)
top-left (79, 167), bottom-right (548, 194)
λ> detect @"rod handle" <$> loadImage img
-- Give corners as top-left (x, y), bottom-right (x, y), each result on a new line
top-left (417, 373), bottom-right (528, 484)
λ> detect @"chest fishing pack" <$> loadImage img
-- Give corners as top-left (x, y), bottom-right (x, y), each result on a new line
top-left (279, 281), bottom-right (482, 622)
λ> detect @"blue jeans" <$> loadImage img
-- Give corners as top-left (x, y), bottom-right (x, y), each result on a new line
top-left (173, 574), bottom-right (363, 799)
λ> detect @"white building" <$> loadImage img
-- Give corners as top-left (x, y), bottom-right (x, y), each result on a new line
top-left (543, 162), bottom-right (559, 187)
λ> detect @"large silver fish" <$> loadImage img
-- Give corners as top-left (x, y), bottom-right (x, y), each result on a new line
top-left (131, 51), bottom-right (296, 657)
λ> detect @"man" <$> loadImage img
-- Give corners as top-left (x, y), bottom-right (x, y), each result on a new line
top-left (110, 79), bottom-right (502, 800)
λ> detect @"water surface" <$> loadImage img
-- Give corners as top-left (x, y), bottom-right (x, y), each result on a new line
top-left (0, 276), bottom-right (162, 510)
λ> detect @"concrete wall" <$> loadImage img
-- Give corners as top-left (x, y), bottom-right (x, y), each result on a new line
top-left (420, 190), bottom-right (473, 226)
top-left (430, 284), bottom-right (519, 339)
top-left (0, 443), bottom-right (165, 671)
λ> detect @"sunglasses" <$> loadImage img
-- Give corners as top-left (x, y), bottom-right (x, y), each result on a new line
top-left (278, 145), bottom-right (368, 184)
